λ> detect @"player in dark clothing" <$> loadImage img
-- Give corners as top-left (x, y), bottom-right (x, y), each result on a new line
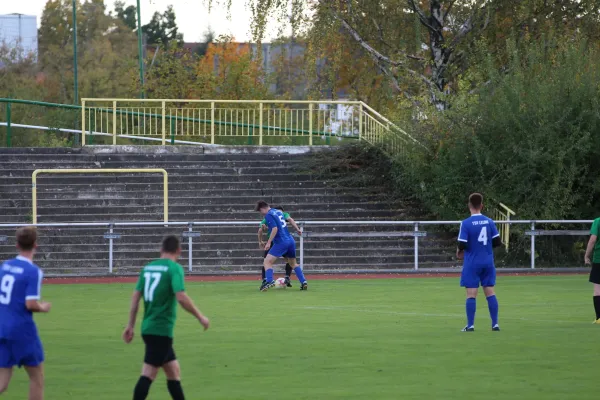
top-left (584, 217), bottom-right (600, 324)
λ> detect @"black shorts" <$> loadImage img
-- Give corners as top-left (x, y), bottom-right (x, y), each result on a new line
top-left (142, 334), bottom-right (176, 367)
top-left (590, 264), bottom-right (600, 284)
top-left (263, 250), bottom-right (269, 259)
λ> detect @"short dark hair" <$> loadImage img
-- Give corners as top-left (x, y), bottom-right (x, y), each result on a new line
top-left (161, 235), bottom-right (180, 253)
top-left (274, 205), bottom-right (284, 212)
top-left (16, 226), bottom-right (37, 251)
top-left (469, 193), bottom-right (483, 209)
top-left (255, 200), bottom-right (269, 211)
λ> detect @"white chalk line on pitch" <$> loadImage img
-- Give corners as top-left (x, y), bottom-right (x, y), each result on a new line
top-left (295, 306), bottom-right (581, 324)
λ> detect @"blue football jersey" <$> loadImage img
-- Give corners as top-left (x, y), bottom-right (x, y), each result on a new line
top-left (265, 209), bottom-right (294, 244)
top-left (0, 256), bottom-right (43, 340)
top-left (458, 214), bottom-right (499, 268)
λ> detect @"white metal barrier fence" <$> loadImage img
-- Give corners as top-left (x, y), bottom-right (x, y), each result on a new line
top-left (0, 220), bottom-right (594, 274)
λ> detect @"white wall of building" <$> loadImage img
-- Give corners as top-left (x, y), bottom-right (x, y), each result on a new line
top-left (0, 14), bottom-right (38, 60)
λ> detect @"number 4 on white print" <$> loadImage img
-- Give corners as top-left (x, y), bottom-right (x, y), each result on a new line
top-left (144, 272), bottom-right (162, 302)
top-left (478, 227), bottom-right (488, 246)
top-left (0, 274), bottom-right (16, 305)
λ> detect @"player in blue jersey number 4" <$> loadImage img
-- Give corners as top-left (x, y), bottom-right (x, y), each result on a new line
top-left (255, 200), bottom-right (308, 291)
top-left (457, 193), bottom-right (502, 332)
top-left (0, 227), bottom-right (51, 400)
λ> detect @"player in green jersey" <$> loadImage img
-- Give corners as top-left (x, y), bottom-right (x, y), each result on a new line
top-left (122, 235), bottom-right (210, 400)
top-left (258, 206), bottom-right (302, 287)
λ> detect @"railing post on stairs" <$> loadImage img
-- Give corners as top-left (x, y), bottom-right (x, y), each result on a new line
top-left (161, 100), bottom-right (166, 145)
top-left (299, 222), bottom-right (305, 268)
top-left (210, 101), bottom-right (215, 145)
top-left (259, 102), bottom-right (264, 146)
top-left (414, 222), bottom-right (419, 270)
top-left (308, 103), bottom-right (313, 146)
top-left (6, 102), bottom-right (11, 147)
top-left (358, 102), bottom-right (363, 141)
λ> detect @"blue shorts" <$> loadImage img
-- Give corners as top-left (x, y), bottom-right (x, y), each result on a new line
top-left (0, 336), bottom-right (44, 368)
top-left (268, 241), bottom-right (296, 259)
top-left (460, 265), bottom-right (496, 288)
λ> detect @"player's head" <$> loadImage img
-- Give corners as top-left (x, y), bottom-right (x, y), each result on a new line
top-left (161, 235), bottom-right (181, 259)
top-left (255, 200), bottom-right (270, 215)
top-left (16, 226), bottom-right (37, 253)
top-left (468, 193), bottom-right (484, 213)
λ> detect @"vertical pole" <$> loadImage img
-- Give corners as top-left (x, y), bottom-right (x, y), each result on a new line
top-left (188, 223), bottom-right (193, 273)
top-left (163, 171), bottom-right (169, 224)
top-left (308, 103), bottom-right (313, 146)
top-left (505, 213), bottom-right (511, 251)
top-left (414, 223), bottom-right (419, 270)
top-left (72, 0), bottom-right (78, 105)
top-left (6, 102), bottom-right (11, 147)
top-left (109, 224), bottom-right (114, 274)
top-left (81, 100), bottom-right (86, 146)
top-left (530, 222), bottom-right (536, 269)
top-left (259, 102), bottom-right (263, 146)
top-left (112, 101), bottom-right (117, 145)
top-left (170, 117), bottom-right (175, 145)
top-left (32, 171), bottom-right (37, 224)
top-left (358, 102), bottom-right (363, 140)
top-left (299, 223), bottom-right (304, 268)
top-left (210, 102), bottom-right (215, 144)
top-left (136, 0), bottom-right (144, 98)
top-left (161, 101), bottom-right (166, 145)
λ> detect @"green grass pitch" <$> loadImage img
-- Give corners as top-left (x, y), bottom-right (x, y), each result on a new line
top-left (3, 275), bottom-right (597, 399)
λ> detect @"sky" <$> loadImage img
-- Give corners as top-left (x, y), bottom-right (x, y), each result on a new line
top-left (0, 0), bottom-right (283, 42)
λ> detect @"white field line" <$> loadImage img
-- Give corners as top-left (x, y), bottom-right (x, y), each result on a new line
top-left (295, 305), bottom-right (583, 324)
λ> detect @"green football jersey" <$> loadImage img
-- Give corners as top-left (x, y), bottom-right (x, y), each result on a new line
top-left (591, 218), bottom-right (600, 263)
top-left (260, 212), bottom-right (290, 237)
top-left (135, 258), bottom-right (185, 338)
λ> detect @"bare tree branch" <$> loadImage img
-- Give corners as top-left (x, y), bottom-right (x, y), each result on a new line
top-left (443, 0), bottom-right (457, 22)
top-left (407, 0), bottom-right (438, 33)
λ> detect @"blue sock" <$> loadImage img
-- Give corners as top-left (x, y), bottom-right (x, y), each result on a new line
top-left (466, 298), bottom-right (476, 327)
top-left (265, 268), bottom-right (274, 282)
top-left (487, 295), bottom-right (499, 326)
top-left (294, 266), bottom-right (306, 283)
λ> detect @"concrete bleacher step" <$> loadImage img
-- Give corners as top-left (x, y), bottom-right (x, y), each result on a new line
top-left (0, 145), bottom-right (455, 274)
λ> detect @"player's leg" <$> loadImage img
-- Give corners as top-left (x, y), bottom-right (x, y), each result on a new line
top-left (134, 335), bottom-right (167, 400)
top-left (0, 368), bottom-right (13, 395)
top-left (261, 254), bottom-right (278, 291)
top-left (163, 360), bottom-right (184, 400)
top-left (285, 242), bottom-right (307, 290)
top-left (284, 263), bottom-right (293, 287)
top-left (161, 342), bottom-right (184, 400)
top-left (590, 264), bottom-right (600, 323)
top-left (23, 365), bottom-right (44, 400)
top-left (460, 266), bottom-right (479, 331)
top-left (481, 267), bottom-right (499, 330)
top-left (260, 250), bottom-right (268, 287)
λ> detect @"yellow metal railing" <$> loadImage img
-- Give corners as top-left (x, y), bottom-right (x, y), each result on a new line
top-left (32, 169), bottom-right (168, 224)
top-left (80, 98), bottom-right (420, 150)
top-left (493, 202), bottom-right (516, 251)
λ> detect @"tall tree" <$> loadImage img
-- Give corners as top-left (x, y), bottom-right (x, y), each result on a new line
top-left (115, 2), bottom-right (184, 46)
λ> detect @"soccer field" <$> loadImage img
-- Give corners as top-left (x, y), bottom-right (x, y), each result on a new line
top-left (3, 275), bottom-right (597, 400)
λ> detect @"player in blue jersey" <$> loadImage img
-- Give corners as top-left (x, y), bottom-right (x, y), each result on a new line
top-left (457, 193), bottom-right (502, 332)
top-left (255, 200), bottom-right (308, 291)
top-left (0, 227), bottom-right (51, 400)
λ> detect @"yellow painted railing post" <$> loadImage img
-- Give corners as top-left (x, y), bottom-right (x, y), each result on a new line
top-left (210, 102), bottom-right (215, 144)
top-left (161, 101), bottom-right (166, 145)
top-left (81, 100), bottom-right (86, 146)
top-left (163, 170), bottom-right (169, 223)
top-left (31, 171), bottom-right (38, 224)
top-left (160, 101), bottom-right (167, 146)
top-left (259, 102), bottom-right (264, 146)
top-left (358, 102), bottom-right (363, 141)
top-left (112, 101), bottom-right (117, 145)
top-left (308, 103), bottom-right (313, 146)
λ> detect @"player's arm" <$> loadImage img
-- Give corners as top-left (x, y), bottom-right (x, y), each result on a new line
top-left (25, 268), bottom-right (51, 313)
top-left (258, 226), bottom-right (265, 248)
top-left (123, 290), bottom-right (142, 343)
top-left (287, 217), bottom-right (302, 235)
top-left (585, 235), bottom-right (597, 265)
top-left (171, 266), bottom-right (209, 330)
top-left (456, 222), bottom-right (467, 259)
top-left (491, 221), bottom-right (502, 248)
top-left (264, 213), bottom-right (278, 250)
top-left (175, 292), bottom-right (210, 330)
